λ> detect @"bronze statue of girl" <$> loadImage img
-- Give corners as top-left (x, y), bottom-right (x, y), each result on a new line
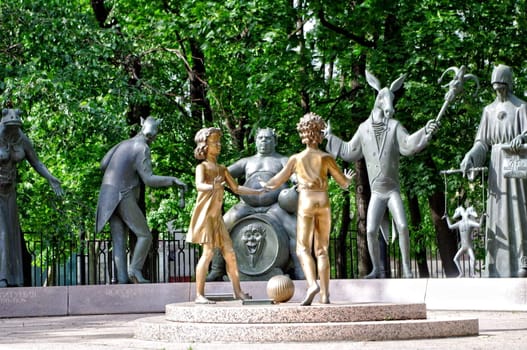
top-left (187, 127), bottom-right (264, 304)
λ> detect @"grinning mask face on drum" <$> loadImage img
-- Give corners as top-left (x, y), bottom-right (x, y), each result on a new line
top-left (240, 224), bottom-right (267, 267)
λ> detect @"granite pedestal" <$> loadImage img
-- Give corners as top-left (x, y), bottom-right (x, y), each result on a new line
top-left (134, 301), bottom-right (479, 343)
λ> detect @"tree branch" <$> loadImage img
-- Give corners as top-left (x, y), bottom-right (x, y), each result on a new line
top-left (317, 9), bottom-right (375, 48)
top-left (90, 0), bottom-right (117, 28)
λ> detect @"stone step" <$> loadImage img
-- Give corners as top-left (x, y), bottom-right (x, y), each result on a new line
top-left (135, 302), bottom-right (479, 343)
top-left (135, 315), bottom-right (479, 343)
top-left (165, 301), bottom-right (427, 323)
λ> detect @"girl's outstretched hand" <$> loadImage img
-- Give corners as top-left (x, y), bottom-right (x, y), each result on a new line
top-left (344, 168), bottom-right (356, 181)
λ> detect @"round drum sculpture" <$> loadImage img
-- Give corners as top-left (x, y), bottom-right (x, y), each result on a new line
top-left (267, 275), bottom-right (295, 303)
top-left (277, 186), bottom-right (298, 214)
top-left (230, 214), bottom-right (290, 279)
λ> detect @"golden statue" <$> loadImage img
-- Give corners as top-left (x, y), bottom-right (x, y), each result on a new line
top-left (186, 127), bottom-right (264, 304)
top-left (260, 113), bottom-right (354, 306)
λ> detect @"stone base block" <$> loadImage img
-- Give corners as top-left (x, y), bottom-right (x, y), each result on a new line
top-left (134, 302), bottom-right (479, 343)
top-left (0, 286), bottom-right (68, 317)
top-left (165, 301), bottom-right (427, 323)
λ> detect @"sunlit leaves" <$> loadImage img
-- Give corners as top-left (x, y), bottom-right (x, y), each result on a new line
top-left (2, 0), bottom-right (527, 270)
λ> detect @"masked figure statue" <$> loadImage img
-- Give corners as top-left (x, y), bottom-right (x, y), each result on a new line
top-left (95, 116), bottom-right (186, 284)
top-left (240, 223), bottom-right (267, 268)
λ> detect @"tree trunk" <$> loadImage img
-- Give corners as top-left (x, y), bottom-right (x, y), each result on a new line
top-left (21, 230), bottom-right (32, 286)
top-left (336, 162), bottom-right (351, 278)
top-left (144, 228), bottom-right (159, 283)
top-left (189, 38), bottom-right (213, 125)
top-left (354, 159), bottom-right (371, 277)
top-left (91, 0), bottom-right (117, 28)
top-left (407, 192), bottom-right (430, 278)
top-left (424, 155), bottom-right (459, 277)
top-left (428, 191), bottom-right (459, 277)
top-left (91, 0), bottom-right (154, 281)
top-left (294, 1), bottom-right (311, 114)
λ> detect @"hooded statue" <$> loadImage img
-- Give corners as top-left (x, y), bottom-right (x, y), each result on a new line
top-left (461, 65), bottom-right (527, 277)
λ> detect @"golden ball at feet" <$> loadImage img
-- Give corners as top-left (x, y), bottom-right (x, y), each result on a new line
top-left (266, 275), bottom-right (295, 303)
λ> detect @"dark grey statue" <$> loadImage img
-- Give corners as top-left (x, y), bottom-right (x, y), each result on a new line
top-left (325, 71), bottom-right (439, 279)
top-left (95, 116), bottom-right (186, 284)
top-left (460, 64), bottom-right (527, 277)
top-left (444, 206), bottom-right (482, 278)
top-left (206, 128), bottom-right (302, 281)
top-left (0, 108), bottom-right (63, 288)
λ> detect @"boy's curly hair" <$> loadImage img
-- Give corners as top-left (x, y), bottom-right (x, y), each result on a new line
top-left (297, 112), bottom-right (326, 145)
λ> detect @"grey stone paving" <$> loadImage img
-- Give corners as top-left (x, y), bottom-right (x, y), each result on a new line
top-left (1, 310), bottom-right (527, 350)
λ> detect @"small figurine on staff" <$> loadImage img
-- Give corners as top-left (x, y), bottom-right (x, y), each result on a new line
top-left (443, 206), bottom-right (484, 278)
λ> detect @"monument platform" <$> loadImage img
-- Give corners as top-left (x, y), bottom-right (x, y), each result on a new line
top-left (3, 278), bottom-right (527, 318)
top-left (134, 301), bottom-right (479, 343)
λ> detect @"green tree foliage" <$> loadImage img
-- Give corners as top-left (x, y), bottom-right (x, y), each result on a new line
top-left (2, 0), bottom-right (527, 279)
top-left (1, 0), bottom-right (131, 257)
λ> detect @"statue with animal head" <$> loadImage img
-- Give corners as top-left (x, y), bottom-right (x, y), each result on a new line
top-left (325, 70), bottom-right (439, 278)
top-left (95, 116), bottom-right (187, 284)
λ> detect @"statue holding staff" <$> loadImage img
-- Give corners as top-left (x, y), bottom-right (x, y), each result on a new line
top-left (325, 71), bottom-right (439, 278)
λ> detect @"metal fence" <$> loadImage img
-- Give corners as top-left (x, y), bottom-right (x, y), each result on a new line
top-left (25, 229), bottom-right (484, 286)
top-left (327, 229), bottom-right (485, 280)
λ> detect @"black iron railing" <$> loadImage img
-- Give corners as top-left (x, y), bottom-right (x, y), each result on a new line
top-left (24, 229), bottom-right (484, 286)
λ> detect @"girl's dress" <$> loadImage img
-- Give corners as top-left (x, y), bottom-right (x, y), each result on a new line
top-left (186, 161), bottom-right (232, 248)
